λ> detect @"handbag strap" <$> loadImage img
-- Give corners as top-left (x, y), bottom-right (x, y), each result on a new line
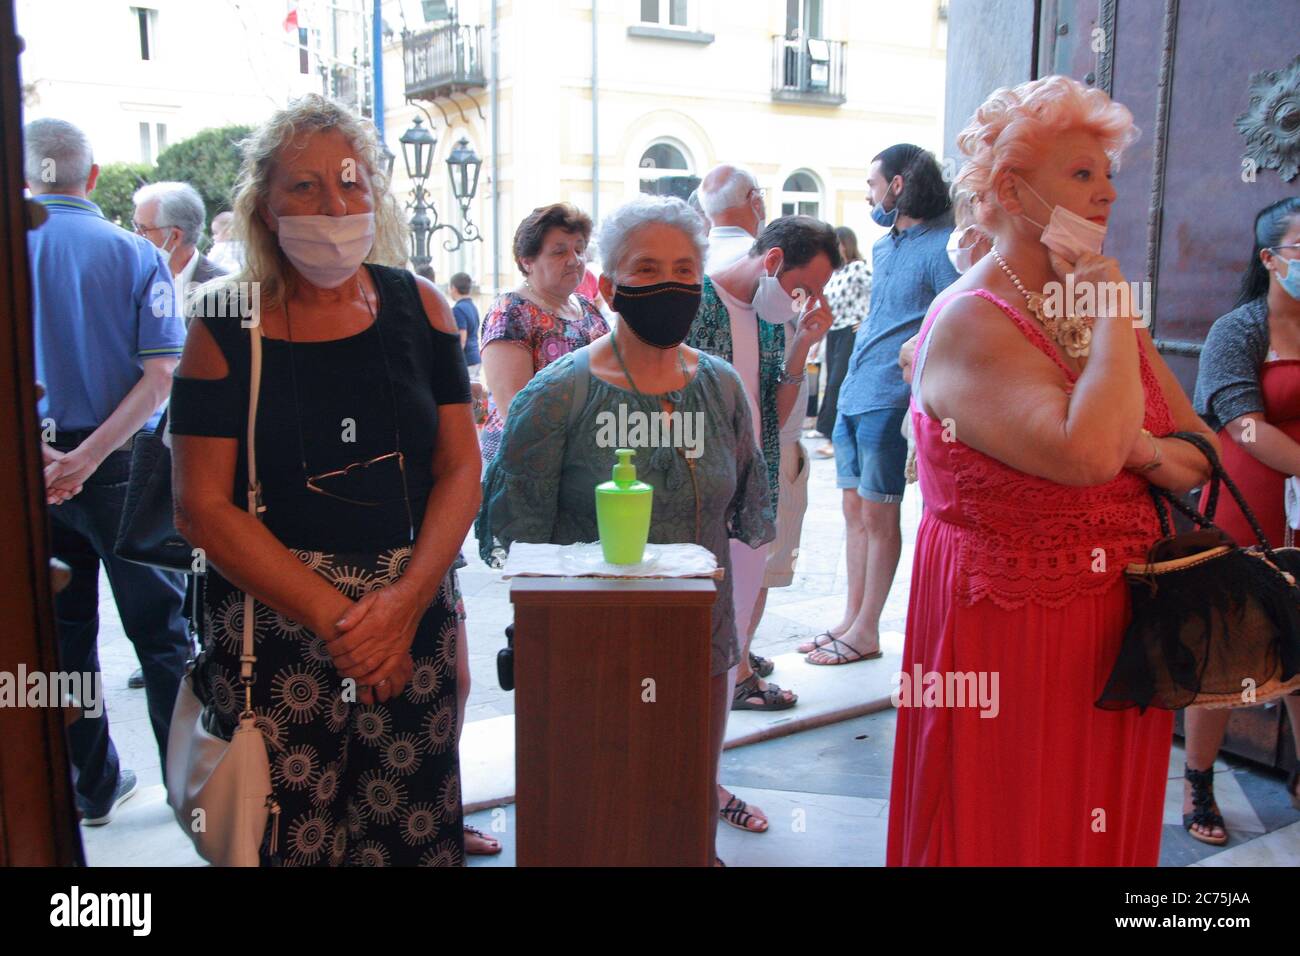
top-left (239, 325), bottom-right (265, 716)
top-left (1153, 431), bottom-right (1275, 554)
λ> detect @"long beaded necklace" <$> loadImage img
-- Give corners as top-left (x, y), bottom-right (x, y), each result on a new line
top-left (991, 247), bottom-right (1093, 358)
top-left (608, 329), bottom-right (701, 543)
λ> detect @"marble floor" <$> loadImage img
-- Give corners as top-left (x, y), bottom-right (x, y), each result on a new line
top-left (461, 710), bottom-right (1300, 867)
top-left (74, 430), bottom-right (1300, 867)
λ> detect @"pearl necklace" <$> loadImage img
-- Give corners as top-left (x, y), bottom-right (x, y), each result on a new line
top-left (991, 248), bottom-right (1093, 358)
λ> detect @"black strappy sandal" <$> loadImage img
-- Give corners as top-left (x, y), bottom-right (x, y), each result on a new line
top-left (1183, 765), bottom-right (1228, 846)
top-left (719, 794), bottom-right (768, 833)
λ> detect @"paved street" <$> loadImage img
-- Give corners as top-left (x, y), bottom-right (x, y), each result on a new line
top-left (81, 432), bottom-right (1300, 866)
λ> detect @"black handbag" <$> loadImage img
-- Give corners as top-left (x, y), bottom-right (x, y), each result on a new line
top-left (114, 412), bottom-right (194, 573)
top-left (1096, 431), bottom-right (1300, 712)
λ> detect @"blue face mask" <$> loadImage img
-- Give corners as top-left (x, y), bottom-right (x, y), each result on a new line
top-left (1275, 254), bottom-right (1300, 300)
top-left (871, 181), bottom-right (898, 228)
top-left (871, 194), bottom-right (898, 227)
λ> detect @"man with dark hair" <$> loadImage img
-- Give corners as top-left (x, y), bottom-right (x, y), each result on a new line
top-left (448, 271), bottom-right (481, 379)
top-left (804, 144), bottom-right (959, 667)
top-left (689, 215), bottom-right (839, 833)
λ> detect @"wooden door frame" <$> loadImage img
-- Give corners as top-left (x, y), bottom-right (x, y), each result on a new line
top-left (0, 0), bottom-right (85, 867)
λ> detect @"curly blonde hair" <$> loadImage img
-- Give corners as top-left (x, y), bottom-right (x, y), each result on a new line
top-left (201, 94), bottom-right (407, 312)
top-left (954, 75), bottom-right (1139, 233)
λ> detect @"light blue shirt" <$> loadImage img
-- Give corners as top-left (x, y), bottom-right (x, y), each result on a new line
top-left (838, 213), bottom-right (959, 416)
top-left (28, 194), bottom-right (184, 433)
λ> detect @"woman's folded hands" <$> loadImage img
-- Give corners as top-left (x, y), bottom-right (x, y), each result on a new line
top-left (327, 581), bottom-right (428, 704)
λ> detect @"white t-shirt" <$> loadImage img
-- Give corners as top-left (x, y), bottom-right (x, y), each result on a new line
top-left (706, 226), bottom-right (756, 273)
top-left (778, 318), bottom-right (810, 447)
top-left (711, 281), bottom-right (762, 445)
top-left (174, 248), bottom-right (199, 287)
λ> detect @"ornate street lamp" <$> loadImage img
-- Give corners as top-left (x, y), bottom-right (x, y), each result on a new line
top-left (446, 137), bottom-right (483, 221)
top-left (399, 116), bottom-right (437, 181)
top-left (399, 117), bottom-right (483, 268)
top-left (400, 118), bottom-right (438, 270)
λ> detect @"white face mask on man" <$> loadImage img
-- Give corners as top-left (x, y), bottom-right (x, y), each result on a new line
top-left (751, 256), bottom-right (813, 325)
top-left (1015, 175), bottom-right (1107, 263)
top-left (275, 212), bottom-right (376, 289)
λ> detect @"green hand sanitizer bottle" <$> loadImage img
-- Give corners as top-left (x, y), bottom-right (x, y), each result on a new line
top-left (596, 448), bottom-right (653, 565)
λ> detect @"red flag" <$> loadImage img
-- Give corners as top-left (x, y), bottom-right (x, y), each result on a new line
top-left (283, 5), bottom-right (298, 31)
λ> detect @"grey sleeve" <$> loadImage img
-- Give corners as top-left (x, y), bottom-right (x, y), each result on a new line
top-left (1193, 303), bottom-right (1269, 432)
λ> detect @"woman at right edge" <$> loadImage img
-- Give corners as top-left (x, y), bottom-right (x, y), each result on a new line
top-left (889, 75), bottom-right (1218, 865)
top-left (1185, 196), bottom-right (1300, 846)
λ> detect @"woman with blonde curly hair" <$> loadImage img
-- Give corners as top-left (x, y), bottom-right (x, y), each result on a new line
top-left (888, 75), bottom-right (1218, 865)
top-left (169, 94), bottom-right (481, 866)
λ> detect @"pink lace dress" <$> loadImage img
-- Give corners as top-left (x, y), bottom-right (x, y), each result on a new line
top-left (887, 289), bottom-right (1176, 866)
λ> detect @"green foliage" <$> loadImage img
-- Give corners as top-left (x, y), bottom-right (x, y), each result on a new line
top-left (90, 162), bottom-right (152, 230)
top-left (153, 125), bottom-right (252, 237)
top-left (84, 126), bottom-right (251, 242)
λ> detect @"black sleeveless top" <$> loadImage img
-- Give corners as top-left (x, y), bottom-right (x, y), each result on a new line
top-left (170, 264), bottom-right (471, 552)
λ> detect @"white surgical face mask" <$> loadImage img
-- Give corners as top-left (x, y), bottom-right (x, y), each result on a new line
top-left (946, 228), bottom-right (975, 274)
top-left (1015, 175), bottom-right (1107, 263)
top-left (752, 266), bottom-right (801, 325)
top-left (275, 212), bottom-right (376, 289)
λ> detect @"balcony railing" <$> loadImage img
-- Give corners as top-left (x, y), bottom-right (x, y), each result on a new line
top-left (403, 23), bottom-right (486, 101)
top-left (772, 35), bottom-right (846, 106)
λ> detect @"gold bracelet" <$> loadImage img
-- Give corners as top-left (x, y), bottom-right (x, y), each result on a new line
top-left (1138, 428), bottom-right (1163, 473)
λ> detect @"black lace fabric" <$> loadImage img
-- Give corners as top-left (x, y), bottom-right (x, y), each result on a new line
top-left (1097, 544), bottom-right (1300, 711)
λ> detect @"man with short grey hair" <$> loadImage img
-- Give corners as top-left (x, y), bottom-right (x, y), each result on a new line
top-left (132, 181), bottom-right (226, 292)
top-left (26, 117), bottom-right (189, 828)
top-left (698, 164), bottom-right (765, 272)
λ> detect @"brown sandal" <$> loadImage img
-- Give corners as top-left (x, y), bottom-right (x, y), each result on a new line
top-left (731, 673), bottom-right (796, 711)
top-left (797, 630), bottom-right (837, 654)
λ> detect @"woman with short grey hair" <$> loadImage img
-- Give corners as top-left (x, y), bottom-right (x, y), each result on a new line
top-left (477, 195), bottom-right (775, 865)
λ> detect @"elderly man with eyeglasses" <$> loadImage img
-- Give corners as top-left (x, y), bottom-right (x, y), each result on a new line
top-left (133, 181), bottom-right (227, 308)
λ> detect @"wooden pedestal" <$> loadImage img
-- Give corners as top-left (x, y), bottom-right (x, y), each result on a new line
top-left (510, 577), bottom-right (716, 867)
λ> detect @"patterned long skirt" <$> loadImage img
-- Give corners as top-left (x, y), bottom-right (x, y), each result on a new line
top-left (198, 546), bottom-right (464, 867)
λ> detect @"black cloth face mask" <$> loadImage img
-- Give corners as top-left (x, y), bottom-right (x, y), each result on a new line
top-left (612, 280), bottom-right (703, 349)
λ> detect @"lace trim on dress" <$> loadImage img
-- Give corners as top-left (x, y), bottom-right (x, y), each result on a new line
top-left (917, 288), bottom-right (1177, 610)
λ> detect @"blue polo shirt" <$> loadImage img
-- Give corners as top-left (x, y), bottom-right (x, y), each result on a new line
top-left (453, 297), bottom-right (481, 364)
top-left (28, 194), bottom-right (185, 433)
top-left (838, 213), bottom-right (959, 415)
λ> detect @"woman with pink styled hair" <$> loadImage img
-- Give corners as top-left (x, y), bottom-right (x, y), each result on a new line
top-left (888, 75), bottom-right (1220, 865)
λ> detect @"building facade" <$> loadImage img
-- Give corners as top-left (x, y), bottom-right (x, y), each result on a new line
top-left (17, 0), bottom-right (950, 299)
top-left (383, 0), bottom-right (950, 295)
top-left (13, 0), bottom-right (358, 167)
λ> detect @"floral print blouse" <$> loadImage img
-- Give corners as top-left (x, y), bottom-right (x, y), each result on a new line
top-left (478, 291), bottom-right (609, 462)
top-left (824, 259), bottom-right (872, 331)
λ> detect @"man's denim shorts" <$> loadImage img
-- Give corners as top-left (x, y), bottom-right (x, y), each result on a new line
top-left (833, 407), bottom-right (909, 504)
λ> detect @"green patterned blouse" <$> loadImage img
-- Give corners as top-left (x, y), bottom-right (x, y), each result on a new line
top-left (475, 348), bottom-right (775, 675)
top-left (685, 276), bottom-right (786, 514)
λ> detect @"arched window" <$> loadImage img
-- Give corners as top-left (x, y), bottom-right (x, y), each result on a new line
top-left (638, 140), bottom-right (695, 199)
top-left (781, 169), bottom-right (822, 219)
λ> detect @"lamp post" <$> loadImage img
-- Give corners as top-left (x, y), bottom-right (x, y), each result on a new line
top-left (400, 117), bottom-right (437, 272)
top-left (400, 117), bottom-right (484, 270)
